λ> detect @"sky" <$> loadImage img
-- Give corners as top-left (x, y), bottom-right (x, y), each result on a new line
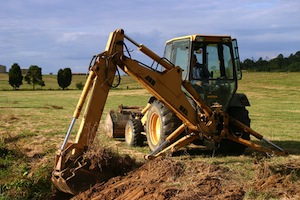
top-left (1, 0), bottom-right (300, 74)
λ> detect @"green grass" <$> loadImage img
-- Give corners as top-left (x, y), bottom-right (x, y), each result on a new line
top-left (0, 71), bottom-right (300, 199)
top-left (238, 72), bottom-right (300, 153)
top-left (0, 89), bottom-right (150, 199)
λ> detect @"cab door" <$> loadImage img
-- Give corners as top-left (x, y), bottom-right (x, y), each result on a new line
top-left (232, 39), bottom-right (242, 79)
top-left (164, 39), bottom-right (191, 80)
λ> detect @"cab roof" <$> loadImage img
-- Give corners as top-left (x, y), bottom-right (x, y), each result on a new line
top-left (166, 34), bottom-right (232, 44)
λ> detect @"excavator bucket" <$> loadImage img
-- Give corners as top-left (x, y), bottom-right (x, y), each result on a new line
top-left (51, 143), bottom-right (116, 195)
top-left (51, 143), bottom-right (102, 195)
top-left (52, 141), bottom-right (138, 195)
top-left (52, 164), bottom-right (98, 195)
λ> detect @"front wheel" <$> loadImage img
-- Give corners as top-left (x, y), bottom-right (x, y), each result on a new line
top-left (146, 100), bottom-right (181, 151)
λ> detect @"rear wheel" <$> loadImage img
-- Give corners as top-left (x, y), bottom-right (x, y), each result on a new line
top-left (125, 119), bottom-right (144, 147)
top-left (146, 100), bottom-right (181, 151)
top-left (218, 107), bottom-right (251, 154)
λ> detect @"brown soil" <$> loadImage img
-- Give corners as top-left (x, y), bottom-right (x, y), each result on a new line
top-left (253, 160), bottom-right (300, 198)
top-left (69, 147), bottom-right (300, 200)
top-left (74, 155), bottom-right (243, 200)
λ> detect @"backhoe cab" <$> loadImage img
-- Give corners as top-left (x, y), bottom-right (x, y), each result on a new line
top-left (52, 29), bottom-right (287, 195)
top-left (165, 35), bottom-right (242, 109)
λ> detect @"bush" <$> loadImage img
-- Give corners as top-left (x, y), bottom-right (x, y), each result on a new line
top-left (76, 82), bottom-right (84, 90)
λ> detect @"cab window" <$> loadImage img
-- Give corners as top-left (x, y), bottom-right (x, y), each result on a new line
top-left (164, 39), bottom-right (190, 79)
top-left (206, 43), bottom-right (233, 79)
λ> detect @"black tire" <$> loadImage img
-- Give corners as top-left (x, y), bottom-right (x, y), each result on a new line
top-left (146, 100), bottom-right (181, 151)
top-left (125, 119), bottom-right (144, 147)
top-left (218, 107), bottom-right (251, 154)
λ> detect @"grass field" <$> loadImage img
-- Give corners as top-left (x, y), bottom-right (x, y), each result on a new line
top-left (0, 72), bottom-right (300, 199)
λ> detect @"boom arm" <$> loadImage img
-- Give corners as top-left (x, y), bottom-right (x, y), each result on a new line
top-left (70, 28), bottom-right (217, 154)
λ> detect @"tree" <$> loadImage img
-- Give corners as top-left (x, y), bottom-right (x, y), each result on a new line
top-left (57, 68), bottom-right (72, 90)
top-left (24, 65), bottom-right (44, 90)
top-left (8, 63), bottom-right (23, 90)
top-left (241, 58), bottom-right (255, 70)
top-left (256, 57), bottom-right (270, 71)
top-left (39, 80), bottom-right (45, 89)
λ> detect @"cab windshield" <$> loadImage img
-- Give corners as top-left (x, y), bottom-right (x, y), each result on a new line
top-left (190, 43), bottom-right (234, 80)
top-left (190, 42), bottom-right (236, 109)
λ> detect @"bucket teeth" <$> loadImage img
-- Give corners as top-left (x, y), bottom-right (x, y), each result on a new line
top-left (52, 159), bottom-right (99, 195)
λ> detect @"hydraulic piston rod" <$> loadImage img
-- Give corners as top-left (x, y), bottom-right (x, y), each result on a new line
top-left (60, 71), bottom-right (96, 151)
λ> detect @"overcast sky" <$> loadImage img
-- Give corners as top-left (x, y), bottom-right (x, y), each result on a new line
top-left (1, 0), bottom-right (299, 74)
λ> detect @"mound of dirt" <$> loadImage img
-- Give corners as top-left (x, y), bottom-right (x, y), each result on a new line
top-left (253, 159), bottom-right (300, 199)
top-left (51, 145), bottom-right (300, 200)
top-left (75, 156), bottom-right (245, 200)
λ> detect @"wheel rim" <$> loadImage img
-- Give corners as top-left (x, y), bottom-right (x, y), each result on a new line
top-left (125, 125), bottom-right (132, 143)
top-left (149, 112), bottom-right (161, 145)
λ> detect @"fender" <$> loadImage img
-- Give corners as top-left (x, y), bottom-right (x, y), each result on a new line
top-left (229, 93), bottom-right (250, 107)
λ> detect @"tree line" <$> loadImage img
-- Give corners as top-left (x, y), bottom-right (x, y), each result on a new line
top-left (8, 63), bottom-right (76, 90)
top-left (240, 51), bottom-right (300, 72)
top-left (7, 50), bottom-right (300, 90)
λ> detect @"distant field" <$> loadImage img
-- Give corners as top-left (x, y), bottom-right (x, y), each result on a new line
top-left (0, 73), bottom-right (141, 90)
top-left (0, 71), bottom-right (300, 199)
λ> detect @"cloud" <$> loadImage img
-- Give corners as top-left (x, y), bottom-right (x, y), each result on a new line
top-left (0, 0), bottom-right (299, 74)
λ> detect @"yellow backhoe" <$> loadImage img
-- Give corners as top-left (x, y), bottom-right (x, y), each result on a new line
top-left (52, 29), bottom-right (287, 195)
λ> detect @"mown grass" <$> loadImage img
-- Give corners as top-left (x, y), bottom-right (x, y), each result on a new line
top-left (238, 72), bottom-right (300, 153)
top-left (0, 72), bottom-right (299, 199)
